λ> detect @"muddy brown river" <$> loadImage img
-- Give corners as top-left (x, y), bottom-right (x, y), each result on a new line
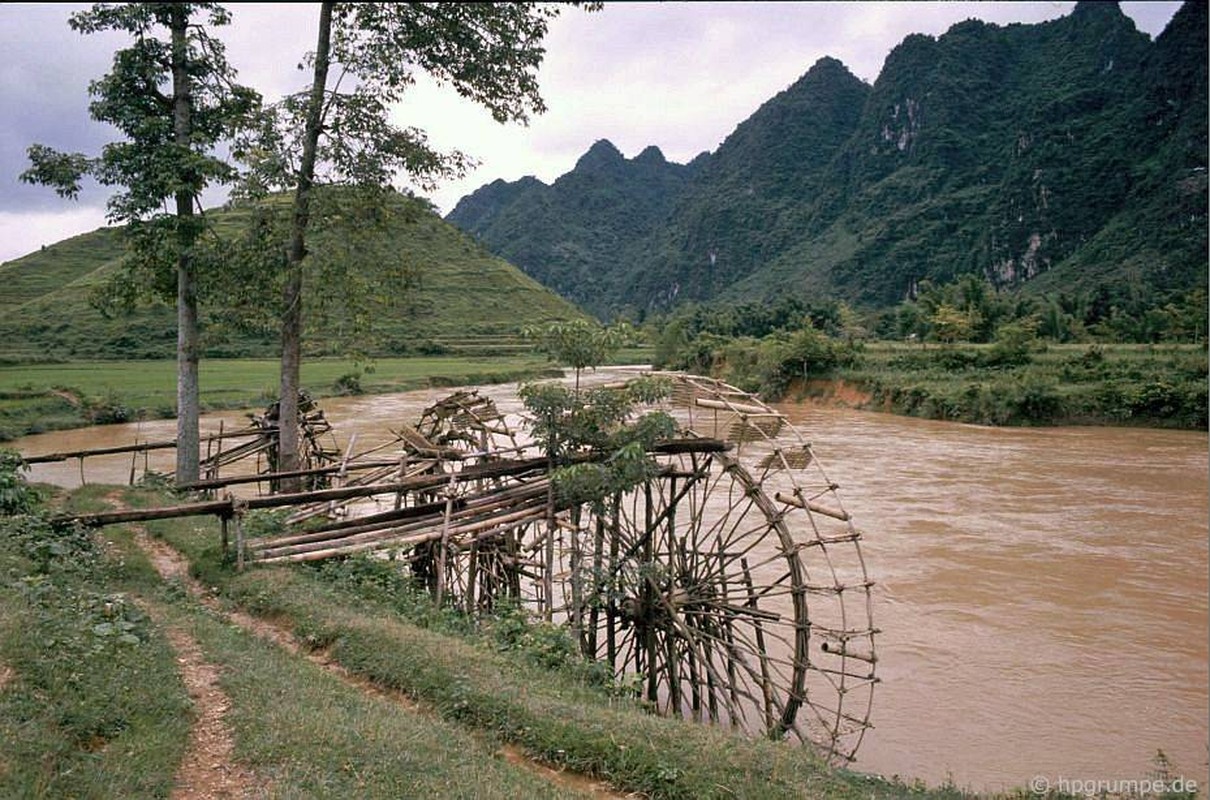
top-left (12, 371), bottom-right (1209, 790)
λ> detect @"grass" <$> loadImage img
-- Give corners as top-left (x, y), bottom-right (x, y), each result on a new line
top-left (0, 354), bottom-right (564, 441)
top-left (0, 195), bottom-right (586, 363)
top-left (0, 487), bottom-right (590, 798)
top-left (0, 494), bottom-right (191, 798)
top-left (158, 602), bottom-right (573, 798)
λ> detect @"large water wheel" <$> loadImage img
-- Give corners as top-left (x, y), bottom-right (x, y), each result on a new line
top-left (404, 390), bottom-right (544, 613)
top-left (245, 374), bottom-right (876, 765)
top-left (195, 390), bottom-right (341, 490)
top-left (546, 374), bottom-right (877, 764)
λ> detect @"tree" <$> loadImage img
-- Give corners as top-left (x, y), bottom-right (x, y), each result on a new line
top-left (237, 2), bottom-right (592, 489)
top-left (524, 319), bottom-right (633, 393)
top-left (928, 302), bottom-right (977, 344)
top-left (21, 3), bottom-right (257, 484)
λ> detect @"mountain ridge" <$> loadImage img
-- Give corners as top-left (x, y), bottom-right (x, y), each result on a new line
top-left (447, 1), bottom-right (1207, 320)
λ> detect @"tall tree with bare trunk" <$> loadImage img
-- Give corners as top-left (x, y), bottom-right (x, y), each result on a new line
top-left (22, 2), bottom-right (257, 484)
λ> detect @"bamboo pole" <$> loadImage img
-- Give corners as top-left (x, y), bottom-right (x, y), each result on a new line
top-left (693, 398), bottom-right (778, 416)
top-left (253, 494), bottom-right (549, 561)
top-left (177, 459), bottom-right (402, 492)
top-left (773, 491), bottom-right (850, 521)
top-left (23, 430), bottom-right (264, 464)
top-left (257, 504), bottom-right (549, 564)
top-left (435, 474), bottom-right (458, 605)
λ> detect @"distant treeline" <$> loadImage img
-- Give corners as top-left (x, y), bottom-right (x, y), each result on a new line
top-left (646, 275), bottom-right (1208, 429)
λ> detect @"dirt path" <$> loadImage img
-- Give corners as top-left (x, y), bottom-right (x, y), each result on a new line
top-left (158, 620), bottom-right (259, 799)
top-left (130, 528), bottom-right (624, 799)
top-left (129, 529), bottom-right (258, 800)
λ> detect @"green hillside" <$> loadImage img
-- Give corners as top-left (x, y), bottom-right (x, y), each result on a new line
top-left (447, 1), bottom-right (1207, 323)
top-left (0, 195), bottom-right (586, 362)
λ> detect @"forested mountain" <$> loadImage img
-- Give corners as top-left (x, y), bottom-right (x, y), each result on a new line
top-left (447, 140), bottom-right (701, 312)
top-left (447, 1), bottom-right (1207, 320)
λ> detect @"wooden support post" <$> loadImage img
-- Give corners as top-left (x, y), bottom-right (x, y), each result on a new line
top-left (434, 474), bottom-right (456, 607)
top-left (232, 497), bottom-right (248, 571)
top-left (209, 420), bottom-right (225, 488)
top-left (78, 456), bottom-right (86, 486)
top-left (221, 515), bottom-right (229, 556)
top-left (544, 459), bottom-right (555, 622)
top-left (569, 505), bottom-right (583, 643)
top-left (394, 454), bottom-right (408, 511)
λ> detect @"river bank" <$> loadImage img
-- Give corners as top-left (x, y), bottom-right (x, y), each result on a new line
top-left (780, 342), bottom-right (1207, 430)
top-left (3, 343), bottom-right (1206, 444)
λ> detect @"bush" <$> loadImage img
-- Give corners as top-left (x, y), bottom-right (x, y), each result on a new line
top-left (0, 449), bottom-right (40, 515)
top-left (334, 371), bottom-right (364, 395)
top-left (84, 392), bottom-right (134, 425)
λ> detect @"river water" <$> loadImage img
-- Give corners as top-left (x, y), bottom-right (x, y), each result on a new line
top-left (12, 372), bottom-right (1209, 790)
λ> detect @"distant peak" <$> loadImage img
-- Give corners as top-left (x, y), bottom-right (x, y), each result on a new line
top-left (575, 139), bottom-right (625, 171)
top-left (809, 55), bottom-right (849, 72)
top-left (634, 145), bottom-right (668, 165)
top-left (1072, 0), bottom-right (1123, 16)
top-left (789, 55), bottom-right (867, 93)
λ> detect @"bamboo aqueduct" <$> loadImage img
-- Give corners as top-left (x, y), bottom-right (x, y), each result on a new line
top-left (39, 372), bottom-right (879, 765)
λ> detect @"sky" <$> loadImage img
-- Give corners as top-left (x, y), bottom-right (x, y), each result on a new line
top-left (0, 1), bottom-right (1183, 265)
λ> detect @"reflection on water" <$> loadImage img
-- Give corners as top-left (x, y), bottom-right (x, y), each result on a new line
top-left (13, 375), bottom-right (1209, 790)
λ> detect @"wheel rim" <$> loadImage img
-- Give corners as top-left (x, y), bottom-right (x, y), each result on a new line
top-left (557, 373), bottom-right (877, 765)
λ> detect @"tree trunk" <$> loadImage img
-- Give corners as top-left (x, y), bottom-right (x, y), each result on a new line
top-left (279, 1), bottom-right (334, 492)
top-left (170, 6), bottom-right (200, 485)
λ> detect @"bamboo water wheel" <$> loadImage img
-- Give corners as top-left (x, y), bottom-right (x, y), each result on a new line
top-left (194, 390), bottom-right (341, 490)
top-left (402, 390), bottom-right (541, 611)
top-left (244, 374), bottom-right (876, 765)
top-left (540, 374), bottom-right (877, 763)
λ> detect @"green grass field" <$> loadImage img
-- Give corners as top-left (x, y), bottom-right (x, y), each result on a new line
top-left (0, 355), bottom-right (564, 440)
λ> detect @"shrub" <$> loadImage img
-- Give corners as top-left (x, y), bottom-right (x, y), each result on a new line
top-left (334, 371), bottom-right (364, 395)
top-left (0, 448), bottom-right (41, 515)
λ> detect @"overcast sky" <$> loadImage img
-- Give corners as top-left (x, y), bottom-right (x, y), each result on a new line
top-left (0, 1), bottom-right (1182, 265)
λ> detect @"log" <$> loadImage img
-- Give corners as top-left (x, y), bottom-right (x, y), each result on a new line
top-left (23, 440), bottom-right (179, 464)
top-left (652, 438), bottom-right (730, 454)
top-left (23, 429), bottom-right (266, 464)
top-left (55, 499), bottom-right (237, 527)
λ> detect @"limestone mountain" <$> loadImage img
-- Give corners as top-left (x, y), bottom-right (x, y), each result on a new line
top-left (447, 1), bottom-right (1207, 318)
top-left (447, 139), bottom-right (701, 315)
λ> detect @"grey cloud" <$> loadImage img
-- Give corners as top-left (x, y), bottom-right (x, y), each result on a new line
top-left (0, 4), bottom-right (123, 212)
